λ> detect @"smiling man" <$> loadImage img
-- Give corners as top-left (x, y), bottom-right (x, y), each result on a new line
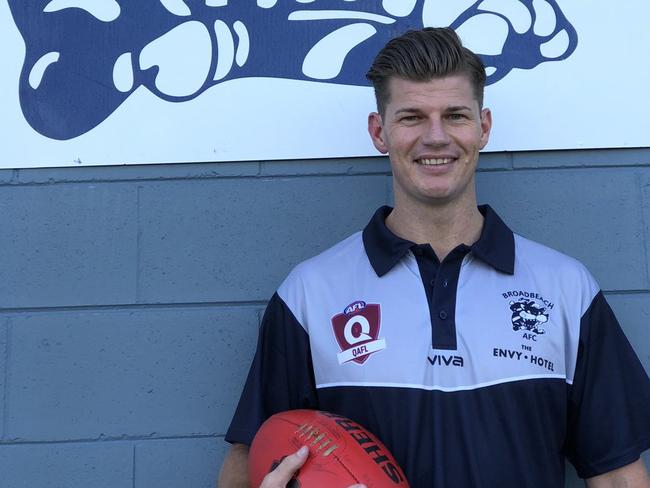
top-left (367, 72), bottom-right (491, 263)
top-left (219, 28), bottom-right (650, 488)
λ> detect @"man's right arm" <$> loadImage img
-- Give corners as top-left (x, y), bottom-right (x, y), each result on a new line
top-left (218, 443), bottom-right (250, 488)
top-left (220, 291), bottom-right (319, 487)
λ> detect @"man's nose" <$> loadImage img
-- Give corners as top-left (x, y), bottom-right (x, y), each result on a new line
top-left (422, 119), bottom-right (451, 145)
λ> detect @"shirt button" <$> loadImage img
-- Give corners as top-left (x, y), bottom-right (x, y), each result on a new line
top-left (430, 279), bottom-right (435, 286)
top-left (443, 280), bottom-right (448, 288)
top-left (439, 311), bottom-right (448, 320)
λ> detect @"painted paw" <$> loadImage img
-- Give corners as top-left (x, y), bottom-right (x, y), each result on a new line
top-left (448, 0), bottom-right (578, 83)
top-left (139, 21), bottom-right (213, 99)
top-left (423, 0), bottom-right (479, 28)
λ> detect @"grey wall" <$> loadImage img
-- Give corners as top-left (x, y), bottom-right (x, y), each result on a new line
top-left (0, 149), bottom-right (648, 487)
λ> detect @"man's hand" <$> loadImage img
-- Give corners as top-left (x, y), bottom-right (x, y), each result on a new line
top-left (259, 446), bottom-right (366, 488)
top-left (258, 446), bottom-right (309, 488)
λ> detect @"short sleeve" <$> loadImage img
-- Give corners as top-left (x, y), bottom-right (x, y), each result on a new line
top-left (566, 291), bottom-right (650, 478)
top-left (225, 292), bottom-right (319, 445)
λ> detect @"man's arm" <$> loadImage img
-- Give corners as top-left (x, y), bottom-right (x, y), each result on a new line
top-left (218, 443), bottom-right (250, 488)
top-left (586, 459), bottom-right (650, 488)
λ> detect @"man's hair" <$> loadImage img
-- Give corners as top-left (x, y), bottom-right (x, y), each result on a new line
top-left (366, 27), bottom-right (486, 115)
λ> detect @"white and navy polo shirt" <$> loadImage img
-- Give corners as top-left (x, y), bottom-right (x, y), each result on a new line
top-left (226, 206), bottom-right (650, 487)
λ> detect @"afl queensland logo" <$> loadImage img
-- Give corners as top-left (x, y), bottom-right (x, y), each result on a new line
top-left (502, 291), bottom-right (554, 335)
top-left (331, 301), bottom-right (386, 365)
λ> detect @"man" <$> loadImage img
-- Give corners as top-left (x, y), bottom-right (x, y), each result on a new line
top-left (219, 28), bottom-right (650, 487)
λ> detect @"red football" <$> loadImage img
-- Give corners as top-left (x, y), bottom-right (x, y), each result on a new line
top-left (249, 409), bottom-right (409, 488)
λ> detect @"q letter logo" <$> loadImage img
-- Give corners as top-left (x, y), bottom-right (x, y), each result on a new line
top-left (331, 301), bottom-right (386, 365)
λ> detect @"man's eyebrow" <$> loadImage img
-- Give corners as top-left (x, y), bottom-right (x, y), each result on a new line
top-left (393, 105), bottom-right (474, 116)
top-left (393, 107), bottom-right (422, 115)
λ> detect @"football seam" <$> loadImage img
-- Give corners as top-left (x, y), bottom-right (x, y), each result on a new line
top-left (265, 412), bottom-right (395, 485)
top-left (332, 453), bottom-right (361, 484)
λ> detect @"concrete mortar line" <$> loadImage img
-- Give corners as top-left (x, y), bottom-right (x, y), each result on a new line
top-left (136, 185), bottom-right (143, 304)
top-left (604, 289), bottom-right (650, 296)
top-left (132, 444), bottom-right (137, 488)
top-left (3, 168), bottom-right (393, 186)
top-left (0, 301), bottom-right (269, 315)
top-left (641, 182), bottom-right (650, 289)
top-left (258, 307), bottom-right (265, 327)
top-left (0, 434), bottom-right (222, 446)
top-left (508, 163), bottom-right (650, 172)
top-left (2, 319), bottom-right (11, 441)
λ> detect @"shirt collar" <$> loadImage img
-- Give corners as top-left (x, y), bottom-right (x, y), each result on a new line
top-left (362, 205), bottom-right (515, 277)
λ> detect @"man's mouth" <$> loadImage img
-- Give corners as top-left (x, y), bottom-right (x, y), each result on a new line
top-left (415, 157), bottom-right (456, 166)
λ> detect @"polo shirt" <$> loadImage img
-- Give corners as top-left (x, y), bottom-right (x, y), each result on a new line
top-left (226, 205), bottom-right (650, 487)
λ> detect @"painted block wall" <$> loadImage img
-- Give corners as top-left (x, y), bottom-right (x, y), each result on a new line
top-left (0, 149), bottom-right (648, 487)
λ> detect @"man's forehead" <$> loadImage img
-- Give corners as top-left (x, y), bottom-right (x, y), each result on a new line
top-left (387, 74), bottom-right (474, 93)
top-left (394, 104), bottom-right (473, 114)
top-left (385, 75), bottom-right (478, 110)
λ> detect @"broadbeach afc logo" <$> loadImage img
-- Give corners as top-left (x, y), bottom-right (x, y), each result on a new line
top-left (502, 291), bottom-right (554, 336)
top-left (331, 301), bottom-right (386, 365)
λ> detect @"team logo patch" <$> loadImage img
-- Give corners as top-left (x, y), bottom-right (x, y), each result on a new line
top-left (331, 301), bottom-right (385, 365)
top-left (509, 299), bottom-right (548, 334)
top-left (502, 290), bottom-right (554, 335)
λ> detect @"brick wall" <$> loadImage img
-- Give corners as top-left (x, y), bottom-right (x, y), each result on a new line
top-left (0, 150), bottom-right (648, 487)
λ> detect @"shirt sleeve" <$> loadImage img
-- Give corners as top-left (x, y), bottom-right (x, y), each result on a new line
top-left (225, 292), bottom-right (319, 445)
top-left (566, 291), bottom-right (650, 478)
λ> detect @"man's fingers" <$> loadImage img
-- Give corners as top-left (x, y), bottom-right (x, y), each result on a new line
top-left (259, 446), bottom-right (309, 487)
top-left (274, 445), bottom-right (309, 477)
top-left (258, 446), bottom-right (367, 488)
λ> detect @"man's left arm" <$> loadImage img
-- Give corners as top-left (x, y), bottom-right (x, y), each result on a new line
top-left (586, 459), bottom-right (650, 488)
top-left (566, 290), bottom-right (650, 481)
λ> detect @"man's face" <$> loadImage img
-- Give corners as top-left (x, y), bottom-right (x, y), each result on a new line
top-left (368, 75), bottom-right (491, 209)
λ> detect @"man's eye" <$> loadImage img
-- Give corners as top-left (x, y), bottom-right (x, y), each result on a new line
top-left (400, 115), bottom-right (420, 122)
top-left (447, 113), bottom-right (466, 120)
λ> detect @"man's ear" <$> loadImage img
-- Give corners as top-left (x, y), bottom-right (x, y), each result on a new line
top-left (479, 108), bottom-right (492, 150)
top-left (368, 112), bottom-right (388, 154)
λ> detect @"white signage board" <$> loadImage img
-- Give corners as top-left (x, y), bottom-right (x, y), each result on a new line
top-left (1, 0), bottom-right (648, 168)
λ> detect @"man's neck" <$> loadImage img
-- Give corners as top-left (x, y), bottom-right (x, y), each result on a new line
top-left (385, 199), bottom-right (484, 262)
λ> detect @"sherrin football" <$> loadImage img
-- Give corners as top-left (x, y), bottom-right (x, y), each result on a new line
top-left (249, 409), bottom-right (409, 488)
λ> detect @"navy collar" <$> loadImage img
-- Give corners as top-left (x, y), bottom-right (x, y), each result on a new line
top-left (362, 205), bottom-right (515, 277)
